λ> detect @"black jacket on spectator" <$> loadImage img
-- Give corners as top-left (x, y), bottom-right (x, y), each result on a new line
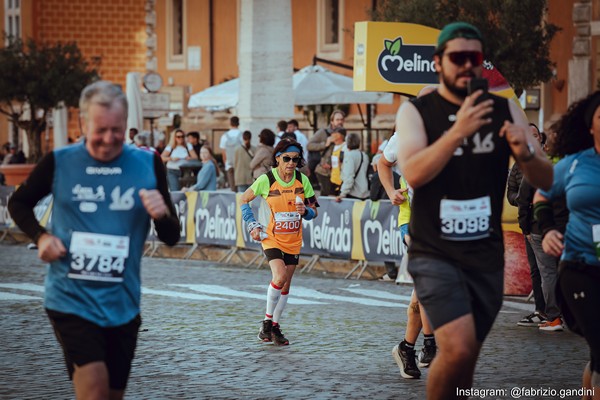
top-left (506, 164), bottom-right (523, 207)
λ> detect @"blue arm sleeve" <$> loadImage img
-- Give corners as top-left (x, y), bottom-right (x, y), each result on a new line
top-left (241, 203), bottom-right (257, 224)
top-left (303, 206), bottom-right (316, 221)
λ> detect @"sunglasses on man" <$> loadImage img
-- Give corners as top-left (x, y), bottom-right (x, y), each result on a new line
top-left (445, 51), bottom-right (484, 67)
top-left (281, 156), bottom-right (301, 164)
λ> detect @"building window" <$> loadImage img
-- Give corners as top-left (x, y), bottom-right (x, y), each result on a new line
top-left (317, 0), bottom-right (344, 60)
top-left (166, 0), bottom-right (186, 70)
top-left (5, 0), bottom-right (21, 43)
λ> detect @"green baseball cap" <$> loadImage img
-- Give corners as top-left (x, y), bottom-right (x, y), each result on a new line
top-left (435, 22), bottom-right (483, 54)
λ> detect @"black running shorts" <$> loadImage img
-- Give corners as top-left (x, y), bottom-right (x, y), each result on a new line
top-left (264, 248), bottom-right (300, 265)
top-left (557, 260), bottom-right (600, 373)
top-left (407, 256), bottom-right (504, 342)
top-left (46, 309), bottom-right (141, 390)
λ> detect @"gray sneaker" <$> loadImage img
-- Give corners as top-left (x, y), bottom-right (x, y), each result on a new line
top-left (392, 344), bottom-right (421, 379)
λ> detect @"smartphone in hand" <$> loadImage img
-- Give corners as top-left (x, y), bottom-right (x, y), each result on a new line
top-left (467, 77), bottom-right (489, 105)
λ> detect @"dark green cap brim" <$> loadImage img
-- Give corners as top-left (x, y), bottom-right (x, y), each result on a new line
top-left (436, 22), bottom-right (483, 53)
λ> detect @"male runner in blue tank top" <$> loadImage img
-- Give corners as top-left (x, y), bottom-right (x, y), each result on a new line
top-left (9, 81), bottom-right (180, 399)
top-left (395, 22), bottom-right (553, 399)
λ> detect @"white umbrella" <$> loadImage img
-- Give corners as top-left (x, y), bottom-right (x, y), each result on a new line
top-left (293, 65), bottom-right (392, 105)
top-left (188, 78), bottom-right (239, 111)
top-left (126, 72), bottom-right (144, 139)
top-left (52, 101), bottom-right (68, 149)
top-left (188, 65), bottom-right (392, 110)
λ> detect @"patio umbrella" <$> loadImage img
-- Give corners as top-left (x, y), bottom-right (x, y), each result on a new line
top-left (126, 72), bottom-right (144, 140)
top-left (293, 65), bottom-right (392, 105)
top-left (52, 102), bottom-right (68, 149)
top-left (187, 65), bottom-right (393, 110)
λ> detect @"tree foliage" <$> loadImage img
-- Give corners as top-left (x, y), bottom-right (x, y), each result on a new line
top-left (371, 0), bottom-right (560, 93)
top-left (0, 38), bottom-right (99, 162)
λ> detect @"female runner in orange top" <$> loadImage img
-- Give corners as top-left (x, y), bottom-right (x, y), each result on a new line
top-left (240, 139), bottom-right (319, 345)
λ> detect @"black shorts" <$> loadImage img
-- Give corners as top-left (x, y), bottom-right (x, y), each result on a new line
top-left (46, 309), bottom-right (142, 390)
top-left (557, 260), bottom-right (600, 373)
top-left (407, 256), bottom-right (504, 342)
top-left (264, 248), bottom-right (300, 265)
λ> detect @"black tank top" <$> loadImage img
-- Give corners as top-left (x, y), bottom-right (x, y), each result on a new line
top-left (408, 91), bottom-right (512, 271)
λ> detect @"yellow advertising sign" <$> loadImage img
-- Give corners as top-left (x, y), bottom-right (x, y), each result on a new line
top-left (354, 21), bottom-right (517, 100)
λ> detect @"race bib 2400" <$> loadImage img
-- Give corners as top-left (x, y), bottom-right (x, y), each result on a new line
top-left (273, 212), bottom-right (301, 235)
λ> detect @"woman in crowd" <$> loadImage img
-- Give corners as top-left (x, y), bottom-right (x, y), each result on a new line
top-left (240, 139), bottom-right (318, 346)
top-left (335, 132), bottom-right (369, 201)
top-left (537, 91), bottom-right (600, 398)
top-left (161, 129), bottom-right (198, 191)
top-left (183, 147), bottom-right (218, 192)
top-left (250, 129), bottom-right (276, 180)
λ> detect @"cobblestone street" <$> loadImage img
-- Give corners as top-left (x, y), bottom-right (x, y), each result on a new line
top-left (0, 243), bottom-right (589, 399)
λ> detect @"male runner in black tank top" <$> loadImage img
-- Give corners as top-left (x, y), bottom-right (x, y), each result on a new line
top-left (395, 22), bottom-right (552, 399)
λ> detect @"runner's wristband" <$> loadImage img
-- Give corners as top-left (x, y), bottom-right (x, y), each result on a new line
top-left (302, 206), bottom-right (316, 221)
top-left (241, 203), bottom-right (256, 224)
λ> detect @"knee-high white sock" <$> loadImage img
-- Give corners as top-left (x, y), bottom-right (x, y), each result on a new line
top-left (265, 281), bottom-right (282, 320)
top-left (272, 291), bottom-right (289, 325)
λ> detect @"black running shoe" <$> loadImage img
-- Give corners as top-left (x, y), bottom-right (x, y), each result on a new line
top-left (270, 324), bottom-right (289, 346)
top-left (392, 344), bottom-right (421, 379)
top-left (258, 320), bottom-right (272, 342)
top-left (418, 344), bottom-right (437, 368)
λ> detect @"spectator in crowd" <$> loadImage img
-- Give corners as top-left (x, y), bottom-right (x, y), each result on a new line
top-left (274, 120), bottom-right (288, 143)
top-left (315, 127), bottom-right (346, 196)
top-left (154, 132), bottom-right (167, 155)
top-left (220, 116), bottom-right (242, 192)
top-left (183, 147), bottom-right (218, 192)
top-left (507, 123), bottom-right (547, 327)
top-left (234, 130), bottom-right (256, 192)
top-left (186, 131), bottom-right (203, 158)
top-left (250, 129), bottom-right (276, 180)
top-left (0, 142), bottom-right (9, 164)
top-left (128, 128), bottom-right (138, 144)
top-left (335, 132), bottom-right (369, 201)
top-left (133, 133), bottom-right (160, 157)
top-left (307, 110), bottom-right (345, 187)
top-left (1, 143), bottom-right (26, 165)
top-left (286, 119), bottom-right (309, 161)
top-left (161, 129), bottom-right (198, 191)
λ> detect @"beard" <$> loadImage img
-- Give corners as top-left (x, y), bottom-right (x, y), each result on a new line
top-left (441, 68), bottom-right (475, 99)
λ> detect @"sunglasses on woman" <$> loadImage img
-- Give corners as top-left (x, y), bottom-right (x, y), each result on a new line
top-left (445, 51), bottom-right (484, 67)
top-left (282, 156), bottom-right (301, 164)
top-left (176, 135), bottom-right (184, 139)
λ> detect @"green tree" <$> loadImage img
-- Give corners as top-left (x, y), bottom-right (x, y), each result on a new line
top-left (0, 38), bottom-right (99, 163)
top-left (372, 0), bottom-right (559, 94)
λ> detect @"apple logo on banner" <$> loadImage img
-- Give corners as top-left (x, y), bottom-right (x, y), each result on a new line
top-left (377, 37), bottom-right (437, 84)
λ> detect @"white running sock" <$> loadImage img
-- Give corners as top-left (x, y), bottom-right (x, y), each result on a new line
top-left (265, 282), bottom-right (282, 319)
top-left (272, 292), bottom-right (289, 324)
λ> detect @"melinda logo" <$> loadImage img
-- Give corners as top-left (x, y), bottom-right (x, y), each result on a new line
top-left (377, 37), bottom-right (438, 84)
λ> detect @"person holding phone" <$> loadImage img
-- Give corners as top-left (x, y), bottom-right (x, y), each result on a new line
top-left (240, 139), bottom-right (319, 346)
top-left (395, 22), bottom-right (552, 399)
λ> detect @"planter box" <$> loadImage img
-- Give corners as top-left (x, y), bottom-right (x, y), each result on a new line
top-left (0, 164), bottom-right (36, 186)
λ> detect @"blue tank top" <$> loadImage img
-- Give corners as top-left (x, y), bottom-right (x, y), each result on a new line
top-left (45, 142), bottom-right (157, 327)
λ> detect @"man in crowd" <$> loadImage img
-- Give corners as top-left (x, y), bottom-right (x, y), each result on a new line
top-left (8, 81), bottom-right (181, 399)
top-left (395, 22), bottom-right (552, 399)
top-left (186, 131), bottom-right (203, 158)
top-left (234, 130), bottom-right (256, 192)
top-left (220, 116), bottom-right (242, 191)
top-left (307, 109), bottom-right (345, 188)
